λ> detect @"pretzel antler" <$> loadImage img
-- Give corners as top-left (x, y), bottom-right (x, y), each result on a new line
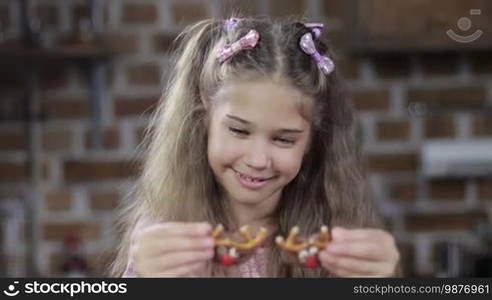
top-left (276, 225), bottom-right (330, 268)
top-left (213, 224), bottom-right (268, 250)
top-left (275, 226), bottom-right (309, 252)
top-left (308, 225), bottom-right (330, 249)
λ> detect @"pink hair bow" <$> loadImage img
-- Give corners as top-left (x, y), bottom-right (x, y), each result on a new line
top-left (217, 29), bottom-right (260, 63)
top-left (300, 23), bottom-right (335, 75)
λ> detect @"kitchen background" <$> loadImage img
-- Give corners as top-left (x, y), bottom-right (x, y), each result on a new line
top-left (0, 0), bottom-right (491, 277)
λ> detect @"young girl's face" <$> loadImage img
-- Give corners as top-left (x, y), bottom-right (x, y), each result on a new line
top-left (207, 77), bottom-right (312, 209)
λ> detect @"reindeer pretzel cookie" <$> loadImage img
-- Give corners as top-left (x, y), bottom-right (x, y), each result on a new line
top-left (212, 224), bottom-right (268, 267)
top-left (276, 225), bottom-right (330, 268)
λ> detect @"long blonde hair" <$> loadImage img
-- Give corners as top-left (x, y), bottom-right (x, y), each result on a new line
top-left (111, 17), bottom-right (382, 277)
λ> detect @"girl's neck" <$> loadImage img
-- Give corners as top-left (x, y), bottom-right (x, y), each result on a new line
top-left (227, 193), bottom-right (280, 234)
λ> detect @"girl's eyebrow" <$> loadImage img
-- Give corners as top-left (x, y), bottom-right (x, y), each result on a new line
top-left (225, 114), bottom-right (304, 133)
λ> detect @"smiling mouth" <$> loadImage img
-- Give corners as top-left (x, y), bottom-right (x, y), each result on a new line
top-left (233, 169), bottom-right (275, 182)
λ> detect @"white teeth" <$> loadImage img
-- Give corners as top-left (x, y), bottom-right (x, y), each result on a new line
top-left (237, 171), bottom-right (263, 182)
top-left (244, 175), bottom-right (258, 182)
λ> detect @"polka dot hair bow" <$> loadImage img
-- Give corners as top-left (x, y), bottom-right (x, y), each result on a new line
top-left (299, 23), bottom-right (335, 75)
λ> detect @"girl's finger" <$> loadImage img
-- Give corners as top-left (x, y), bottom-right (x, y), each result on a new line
top-left (158, 261), bottom-right (208, 278)
top-left (140, 222), bottom-right (212, 239)
top-left (150, 236), bottom-right (216, 255)
top-left (329, 268), bottom-right (380, 278)
top-left (156, 249), bottom-right (215, 271)
top-left (331, 227), bottom-right (389, 243)
top-left (134, 236), bottom-right (214, 261)
top-left (319, 252), bottom-right (380, 276)
top-left (323, 241), bottom-right (392, 261)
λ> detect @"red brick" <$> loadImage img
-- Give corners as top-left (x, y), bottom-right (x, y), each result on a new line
top-left (407, 87), bottom-right (486, 108)
top-left (114, 96), bottom-right (159, 117)
top-left (389, 182), bottom-right (417, 202)
top-left (377, 120), bottom-right (410, 141)
top-left (351, 89), bottom-right (390, 112)
top-left (365, 153), bottom-right (418, 172)
top-left (43, 222), bottom-right (100, 241)
top-left (372, 55), bottom-right (411, 78)
top-left (429, 179), bottom-right (465, 200)
top-left (85, 128), bottom-right (120, 150)
top-left (269, 0), bottom-right (307, 17)
top-left (122, 3), bottom-right (157, 24)
top-left (323, 0), bottom-right (346, 18)
top-left (39, 69), bottom-right (70, 90)
top-left (478, 179), bottom-right (492, 201)
top-left (42, 99), bottom-right (89, 119)
top-left (0, 162), bottom-right (28, 181)
top-left (337, 57), bottom-right (359, 80)
top-left (64, 160), bottom-right (137, 182)
top-left (127, 64), bottom-right (161, 86)
top-left (324, 29), bottom-right (347, 52)
top-left (471, 53), bottom-right (492, 74)
top-left (424, 116), bottom-right (455, 138)
top-left (43, 130), bottom-right (73, 152)
top-left (419, 53), bottom-right (458, 76)
top-left (171, 2), bottom-right (208, 25)
top-left (103, 33), bottom-right (139, 54)
top-left (45, 190), bottom-right (72, 211)
top-left (153, 33), bottom-right (178, 53)
top-left (473, 116), bottom-right (492, 136)
top-left (405, 212), bottom-right (487, 232)
top-left (0, 132), bottom-right (26, 151)
top-left (90, 191), bottom-right (120, 211)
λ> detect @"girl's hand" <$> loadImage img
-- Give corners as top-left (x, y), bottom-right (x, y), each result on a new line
top-left (133, 222), bottom-right (215, 277)
top-left (318, 227), bottom-right (400, 277)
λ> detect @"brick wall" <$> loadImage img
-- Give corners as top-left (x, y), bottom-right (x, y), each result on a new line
top-left (0, 0), bottom-right (491, 277)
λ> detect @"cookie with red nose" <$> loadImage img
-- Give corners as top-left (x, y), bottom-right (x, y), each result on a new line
top-left (212, 224), bottom-right (268, 267)
top-left (276, 225), bottom-right (330, 268)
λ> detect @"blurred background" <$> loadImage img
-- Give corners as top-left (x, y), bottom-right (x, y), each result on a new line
top-left (0, 0), bottom-right (491, 277)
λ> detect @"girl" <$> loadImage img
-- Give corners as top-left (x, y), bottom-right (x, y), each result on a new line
top-left (111, 17), bottom-right (400, 277)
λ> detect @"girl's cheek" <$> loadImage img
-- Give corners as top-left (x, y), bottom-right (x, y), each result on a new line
top-left (216, 136), bottom-right (246, 159)
top-left (274, 150), bottom-right (304, 175)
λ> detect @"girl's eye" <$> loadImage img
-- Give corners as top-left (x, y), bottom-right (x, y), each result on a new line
top-left (228, 127), bottom-right (296, 145)
top-left (229, 127), bottom-right (249, 135)
top-left (275, 137), bottom-right (296, 145)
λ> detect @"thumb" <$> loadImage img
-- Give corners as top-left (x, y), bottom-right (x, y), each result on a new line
top-left (330, 226), bottom-right (347, 241)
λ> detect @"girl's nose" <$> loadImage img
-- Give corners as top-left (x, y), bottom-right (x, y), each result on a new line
top-left (245, 146), bottom-right (270, 170)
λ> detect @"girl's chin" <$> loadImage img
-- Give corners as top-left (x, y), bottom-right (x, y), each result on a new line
top-left (228, 192), bottom-right (267, 205)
